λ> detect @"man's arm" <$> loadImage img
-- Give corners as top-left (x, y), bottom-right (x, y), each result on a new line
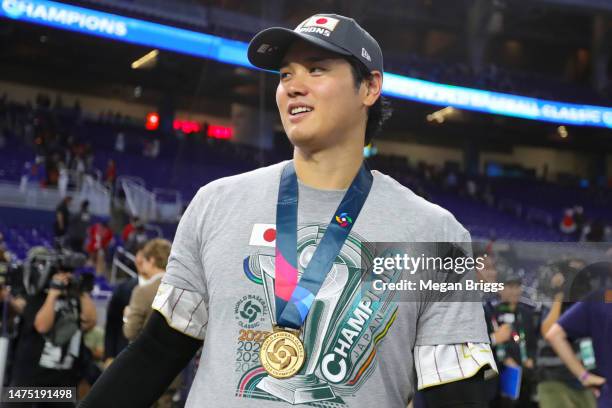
top-left (79, 311), bottom-right (202, 408)
top-left (34, 272), bottom-right (73, 333)
top-left (80, 292), bottom-right (97, 332)
top-left (540, 293), bottom-right (563, 336)
top-left (34, 290), bottom-right (60, 333)
top-left (123, 286), bottom-right (147, 341)
top-left (545, 323), bottom-right (606, 393)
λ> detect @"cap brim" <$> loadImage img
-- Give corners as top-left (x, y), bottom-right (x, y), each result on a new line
top-left (248, 27), bottom-right (351, 71)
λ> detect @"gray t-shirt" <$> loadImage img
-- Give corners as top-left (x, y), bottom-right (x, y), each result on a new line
top-left (155, 161), bottom-right (491, 408)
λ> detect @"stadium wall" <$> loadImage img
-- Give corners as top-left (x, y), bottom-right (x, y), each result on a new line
top-left (479, 147), bottom-right (590, 180)
top-left (376, 139), bottom-right (594, 180)
top-left (376, 140), bottom-right (463, 168)
top-left (0, 80), bottom-right (231, 126)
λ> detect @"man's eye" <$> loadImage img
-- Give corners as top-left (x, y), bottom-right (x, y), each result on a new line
top-left (310, 67), bottom-right (324, 73)
top-left (280, 72), bottom-right (290, 79)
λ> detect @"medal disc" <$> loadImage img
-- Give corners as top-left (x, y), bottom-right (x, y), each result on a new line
top-left (260, 330), bottom-right (305, 378)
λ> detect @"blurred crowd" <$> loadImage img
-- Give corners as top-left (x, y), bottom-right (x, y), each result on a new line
top-left (0, 234), bottom-right (181, 407)
top-left (369, 155), bottom-right (612, 243)
top-left (51, 193), bottom-right (149, 277)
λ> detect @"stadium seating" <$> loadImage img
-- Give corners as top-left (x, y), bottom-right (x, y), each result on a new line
top-left (1, 100), bottom-right (610, 262)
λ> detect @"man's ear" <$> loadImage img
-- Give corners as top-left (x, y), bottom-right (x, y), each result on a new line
top-left (363, 71), bottom-right (382, 107)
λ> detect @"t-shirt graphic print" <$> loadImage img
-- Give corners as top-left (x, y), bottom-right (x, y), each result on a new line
top-left (237, 223), bottom-right (398, 406)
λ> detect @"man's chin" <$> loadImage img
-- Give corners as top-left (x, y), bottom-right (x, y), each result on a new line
top-left (286, 131), bottom-right (317, 147)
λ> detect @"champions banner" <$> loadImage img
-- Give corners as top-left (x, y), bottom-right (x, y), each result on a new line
top-left (2, 0), bottom-right (611, 128)
top-left (0, 0), bottom-right (250, 67)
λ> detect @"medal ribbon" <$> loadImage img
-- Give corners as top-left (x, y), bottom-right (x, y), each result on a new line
top-left (274, 161), bottom-right (373, 329)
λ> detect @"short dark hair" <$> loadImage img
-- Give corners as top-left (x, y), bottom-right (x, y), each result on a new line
top-left (345, 56), bottom-right (392, 145)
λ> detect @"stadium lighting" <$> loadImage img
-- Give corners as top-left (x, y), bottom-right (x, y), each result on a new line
top-left (427, 106), bottom-right (455, 123)
top-left (145, 112), bottom-right (159, 130)
top-left (207, 125), bottom-right (233, 139)
top-left (2, 0), bottom-right (611, 128)
top-left (173, 119), bottom-right (201, 134)
top-left (131, 49), bottom-right (158, 69)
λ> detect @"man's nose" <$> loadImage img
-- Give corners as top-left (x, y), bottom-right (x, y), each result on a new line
top-left (286, 73), bottom-right (308, 98)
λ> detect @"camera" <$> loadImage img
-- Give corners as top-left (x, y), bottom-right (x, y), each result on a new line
top-left (21, 246), bottom-right (89, 296)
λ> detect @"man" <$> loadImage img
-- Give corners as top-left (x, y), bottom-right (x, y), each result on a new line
top-left (123, 238), bottom-right (171, 341)
top-left (537, 263), bottom-right (596, 408)
top-left (67, 200), bottom-right (91, 253)
top-left (122, 239), bottom-right (178, 408)
top-left (11, 266), bottom-right (97, 407)
top-left (54, 196), bottom-right (72, 242)
top-left (81, 14), bottom-right (495, 407)
top-left (103, 246), bottom-right (143, 368)
top-left (486, 273), bottom-right (537, 407)
top-left (546, 288), bottom-right (611, 408)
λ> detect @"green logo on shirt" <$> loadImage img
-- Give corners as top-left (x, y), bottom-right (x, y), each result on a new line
top-left (234, 295), bottom-right (267, 329)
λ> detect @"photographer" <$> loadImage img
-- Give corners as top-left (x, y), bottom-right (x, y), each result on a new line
top-left (488, 272), bottom-right (538, 407)
top-left (537, 261), bottom-right (596, 408)
top-left (10, 266), bottom-right (96, 401)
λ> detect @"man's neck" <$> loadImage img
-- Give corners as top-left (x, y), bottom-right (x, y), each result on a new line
top-left (293, 143), bottom-right (364, 190)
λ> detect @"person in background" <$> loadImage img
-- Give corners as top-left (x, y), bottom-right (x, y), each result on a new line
top-left (10, 267), bottom-right (97, 406)
top-left (86, 221), bottom-right (113, 276)
top-left (53, 196), bottom-right (72, 244)
top-left (123, 239), bottom-right (171, 341)
top-left (488, 273), bottom-right (537, 407)
top-left (121, 216), bottom-right (140, 243)
top-left (122, 238), bottom-right (177, 408)
top-left (103, 244), bottom-right (145, 369)
top-left (124, 221), bottom-right (148, 255)
top-left (573, 205), bottom-right (585, 235)
top-left (114, 132), bottom-right (125, 153)
top-left (109, 192), bottom-right (130, 237)
top-left (104, 159), bottom-right (116, 190)
top-left (546, 270), bottom-right (612, 408)
top-left (58, 163), bottom-right (69, 198)
top-left (67, 200), bottom-right (91, 253)
top-left (560, 208), bottom-right (577, 235)
top-left (480, 255), bottom-right (511, 405)
top-left (537, 262), bottom-right (596, 408)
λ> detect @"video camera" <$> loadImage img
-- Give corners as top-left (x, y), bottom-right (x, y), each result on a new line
top-left (21, 247), bottom-right (91, 296)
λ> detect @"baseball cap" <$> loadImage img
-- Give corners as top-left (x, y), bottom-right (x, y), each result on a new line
top-left (247, 14), bottom-right (383, 74)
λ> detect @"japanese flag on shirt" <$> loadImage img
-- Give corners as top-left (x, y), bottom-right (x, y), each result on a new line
top-left (249, 224), bottom-right (276, 247)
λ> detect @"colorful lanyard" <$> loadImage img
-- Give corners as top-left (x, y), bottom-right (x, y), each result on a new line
top-left (274, 161), bottom-right (373, 329)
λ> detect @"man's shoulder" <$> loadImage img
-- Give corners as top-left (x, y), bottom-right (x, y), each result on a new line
top-left (191, 161), bottom-right (287, 201)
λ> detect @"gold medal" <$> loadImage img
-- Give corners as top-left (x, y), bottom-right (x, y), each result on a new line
top-left (260, 328), bottom-right (306, 378)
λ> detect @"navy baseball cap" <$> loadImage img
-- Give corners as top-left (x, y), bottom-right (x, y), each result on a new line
top-left (248, 14), bottom-right (383, 75)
